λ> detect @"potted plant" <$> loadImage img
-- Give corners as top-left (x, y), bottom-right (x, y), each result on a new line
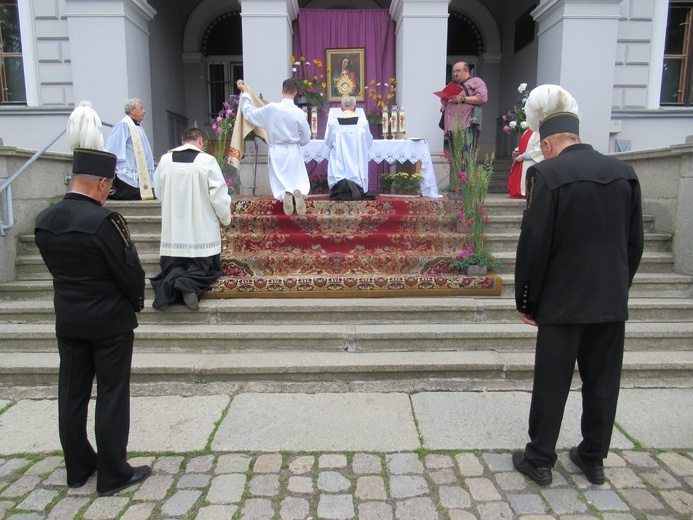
top-left (380, 172), bottom-right (395, 192)
top-left (208, 95), bottom-right (241, 195)
top-left (404, 172), bottom-right (424, 194)
top-left (450, 246), bottom-right (503, 275)
top-left (391, 172), bottom-right (410, 194)
top-left (291, 56), bottom-right (329, 110)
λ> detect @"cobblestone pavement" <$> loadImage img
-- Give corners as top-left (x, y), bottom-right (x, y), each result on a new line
top-left (1, 449), bottom-right (692, 519)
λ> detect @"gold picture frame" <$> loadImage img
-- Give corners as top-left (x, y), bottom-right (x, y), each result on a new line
top-left (326, 48), bottom-right (365, 102)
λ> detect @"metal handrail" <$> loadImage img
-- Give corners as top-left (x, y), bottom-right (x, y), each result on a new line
top-left (0, 122), bottom-right (113, 236)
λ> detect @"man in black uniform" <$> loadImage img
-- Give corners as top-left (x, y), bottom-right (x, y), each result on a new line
top-left (35, 147), bottom-right (151, 496)
top-left (511, 85), bottom-right (644, 486)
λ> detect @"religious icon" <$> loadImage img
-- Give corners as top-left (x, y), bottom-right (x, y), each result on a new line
top-left (326, 48), bottom-right (365, 102)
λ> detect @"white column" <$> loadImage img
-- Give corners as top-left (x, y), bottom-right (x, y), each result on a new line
top-left (390, 0), bottom-right (449, 155)
top-left (65, 0), bottom-right (156, 137)
top-left (239, 0), bottom-right (298, 100)
top-left (532, 0), bottom-right (621, 153)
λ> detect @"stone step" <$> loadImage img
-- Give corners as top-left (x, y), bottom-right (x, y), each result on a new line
top-left (3, 272), bottom-right (692, 300)
top-left (11, 249), bottom-right (679, 281)
top-left (17, 226), bottom-right (671, 256)
top-left (2, 297), bottom-right (691, 325)
top-left (1, 321), bottom-right (692, 353)
top-left (1, 349), bottom-right (691, 385)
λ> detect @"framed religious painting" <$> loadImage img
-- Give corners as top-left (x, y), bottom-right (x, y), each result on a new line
top-left (326, 48), bottom-right (365, 102)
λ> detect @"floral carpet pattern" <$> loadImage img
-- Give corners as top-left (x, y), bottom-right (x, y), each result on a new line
top-left (209, 196), bottom-right (502, 297)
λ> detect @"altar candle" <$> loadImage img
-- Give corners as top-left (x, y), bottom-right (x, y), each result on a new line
top-left (398, 106), bottom-right (406, 135)
top-left (310, 108), bottom-right (318, 136)
top-left (389, 105), bottom-right (398, 137)
top-left (381, 106), bottom-right (389, 135)
top-left (302, 106), bottom-right (308, 121)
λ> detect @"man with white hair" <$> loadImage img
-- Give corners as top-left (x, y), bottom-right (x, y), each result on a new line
top-left (512, 85), bottom-right (644, 487)
top-left (324, 95), bottom-right (373, 200)
top-left (105, 98), bottom-right (155, 200)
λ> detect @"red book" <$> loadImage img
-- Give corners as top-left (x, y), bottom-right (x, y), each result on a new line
top-left (433, 82), bottom-right (464, 99)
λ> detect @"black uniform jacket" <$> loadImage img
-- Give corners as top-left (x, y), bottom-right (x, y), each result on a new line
top-left (35, 193), bottom-right (145, 338)
top-left (515, 144), bottom-right (644, 325)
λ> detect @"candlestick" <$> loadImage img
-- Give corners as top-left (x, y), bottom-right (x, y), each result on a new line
top-left (381, 107), bottom-right (389, 139)
top-left (310, 107), bottom-right (318, 139)
top-left (389, 105), bottom-right (398, 139)
top-left (399, 106), bottom-right (406, 139)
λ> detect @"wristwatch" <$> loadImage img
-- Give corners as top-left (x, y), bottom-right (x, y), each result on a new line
top-left (461, 96), bottom-right (466, 104)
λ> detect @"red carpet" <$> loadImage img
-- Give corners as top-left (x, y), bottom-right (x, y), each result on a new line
top-left (208, 195), bottom-right (502, 298)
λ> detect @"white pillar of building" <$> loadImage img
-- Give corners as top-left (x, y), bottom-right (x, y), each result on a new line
top-left (389, 0), bottom-right (449, 155)
top-left (239, 0), bottom-right (298, 100)
top-left (532, 0), bottom-right (621, 153)
top-left (64, 0), bottom-right (156, 138)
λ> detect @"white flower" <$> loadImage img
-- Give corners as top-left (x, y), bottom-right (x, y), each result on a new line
top-left (292, 67), bottom-right (297, 73)
top-left (518, 83), bottom-right (527, 93)
top-left (520, 121), bottom-right (529, 129)
top-left (509, 121), bottom-right (517, 128)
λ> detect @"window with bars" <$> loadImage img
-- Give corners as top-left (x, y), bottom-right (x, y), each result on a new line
top-left (208, 59), bottom-right (243, 119)
top-left (0, 0), bottom-right (27, 104)
top-left (661, 2), bottom-right (693, 105)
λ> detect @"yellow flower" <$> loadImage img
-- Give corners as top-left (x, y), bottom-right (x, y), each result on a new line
top-left (326, 67), bottom-right (332, 73)
top-left (300, 56), bottom-right (306, 62)
top-left (290, 55), bottom-right (296, 63)
top-left (390, 78), bottom-right (397, 83)
top-left (321, 82), bottom-right (327, 88)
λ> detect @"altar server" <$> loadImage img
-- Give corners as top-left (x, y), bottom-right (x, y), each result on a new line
top-left (150, 127), bottom-right (232, 311)
top-left (236, 78), bottom-right (311, 215)
top-left (324, 95), bottom-right (373, 200)
top-left (511, 85), bottom-right (644, 487)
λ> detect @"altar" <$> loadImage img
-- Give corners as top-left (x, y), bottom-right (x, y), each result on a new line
top-left (301, 139), bottom-right (441, 198)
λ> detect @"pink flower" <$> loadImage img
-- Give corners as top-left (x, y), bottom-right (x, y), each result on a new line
top-left (216, 116), bottom-right (223, 123)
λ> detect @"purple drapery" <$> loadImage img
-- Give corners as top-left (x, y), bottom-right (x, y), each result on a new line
top-left (293, 10), bottom-right (396, 191)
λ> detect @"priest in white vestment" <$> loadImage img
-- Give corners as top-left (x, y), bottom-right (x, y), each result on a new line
top-left (105, 98), bottom-right (155, 200)
top-left (324, 96), bottom-right (373, 200)
top-left (150, 128), bottom-right (232, 311)
top-left (236, 78), bottom-right (311, 215)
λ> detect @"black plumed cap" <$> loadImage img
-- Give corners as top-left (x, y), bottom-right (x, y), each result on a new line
top-left (72, 148), bottom-right (117, 178)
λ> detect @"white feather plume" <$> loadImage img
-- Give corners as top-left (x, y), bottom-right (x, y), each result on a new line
top-left (66, 100), bottom-right (105, 151)
top-left (524, 84), bottom-right (579, 132)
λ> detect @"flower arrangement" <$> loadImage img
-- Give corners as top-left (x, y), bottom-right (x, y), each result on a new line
top-left (207, 95), bottom-right (242, 195)
top-left (443, 124), bottom-right (500, 273)
top-left (450, 246), bottom-right (503, 272)
top-left (502, 83), bottom-right (530, 135)
top-left (365, 78), bottom-right (397, 125)
top-left (380, 172), bottom-right (395, 191)
top-left (291, 56), bottom-right (328, 109)
top-left (211, 95), bottom-right (239, 169)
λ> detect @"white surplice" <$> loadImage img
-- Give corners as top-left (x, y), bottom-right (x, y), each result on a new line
top-left (239, 94), bottom-right (311, 200)
top-left (324, 112), bottom-right (373, 191)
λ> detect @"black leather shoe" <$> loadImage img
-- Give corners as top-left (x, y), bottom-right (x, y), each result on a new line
top-left (512, 451), bottom-right (552, 486)
top-left (69, 468), bottom-right (95, 489)
top-left (569, 447), bottom-right (605, 484)
top-left (182, 291), bottom-right (199, 311)
top-left (98, 465), bottom-right (151, 496)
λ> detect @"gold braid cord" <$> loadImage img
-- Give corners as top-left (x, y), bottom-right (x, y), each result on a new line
top-left (108, 214), bottom-right (133, 248)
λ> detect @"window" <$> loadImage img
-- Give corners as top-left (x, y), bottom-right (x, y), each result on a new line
top-left (0, 0), bottom-right (27, 104)
top-left (661, 3), bottom-right (693, 105)
top-left (207, 59), bottom-right (243, 118)
top-left (167, 111), bottom-right (188, 150)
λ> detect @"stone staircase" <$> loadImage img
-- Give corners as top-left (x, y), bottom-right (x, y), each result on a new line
top-left (1, 194), bottom-right (692, 385)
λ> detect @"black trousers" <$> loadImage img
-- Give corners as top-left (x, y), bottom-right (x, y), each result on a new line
top-left (150, 255), bottom-right (222, 310)
top-left (107, 177), bottom-right (142, 200)
top-left (524, 322), bottom-right (625, 468)
top-left (57, 331), bottom-right (135, 492)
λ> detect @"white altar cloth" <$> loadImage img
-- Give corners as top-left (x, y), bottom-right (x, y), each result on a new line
top-left (301, 139), bottom-right (441, 198)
